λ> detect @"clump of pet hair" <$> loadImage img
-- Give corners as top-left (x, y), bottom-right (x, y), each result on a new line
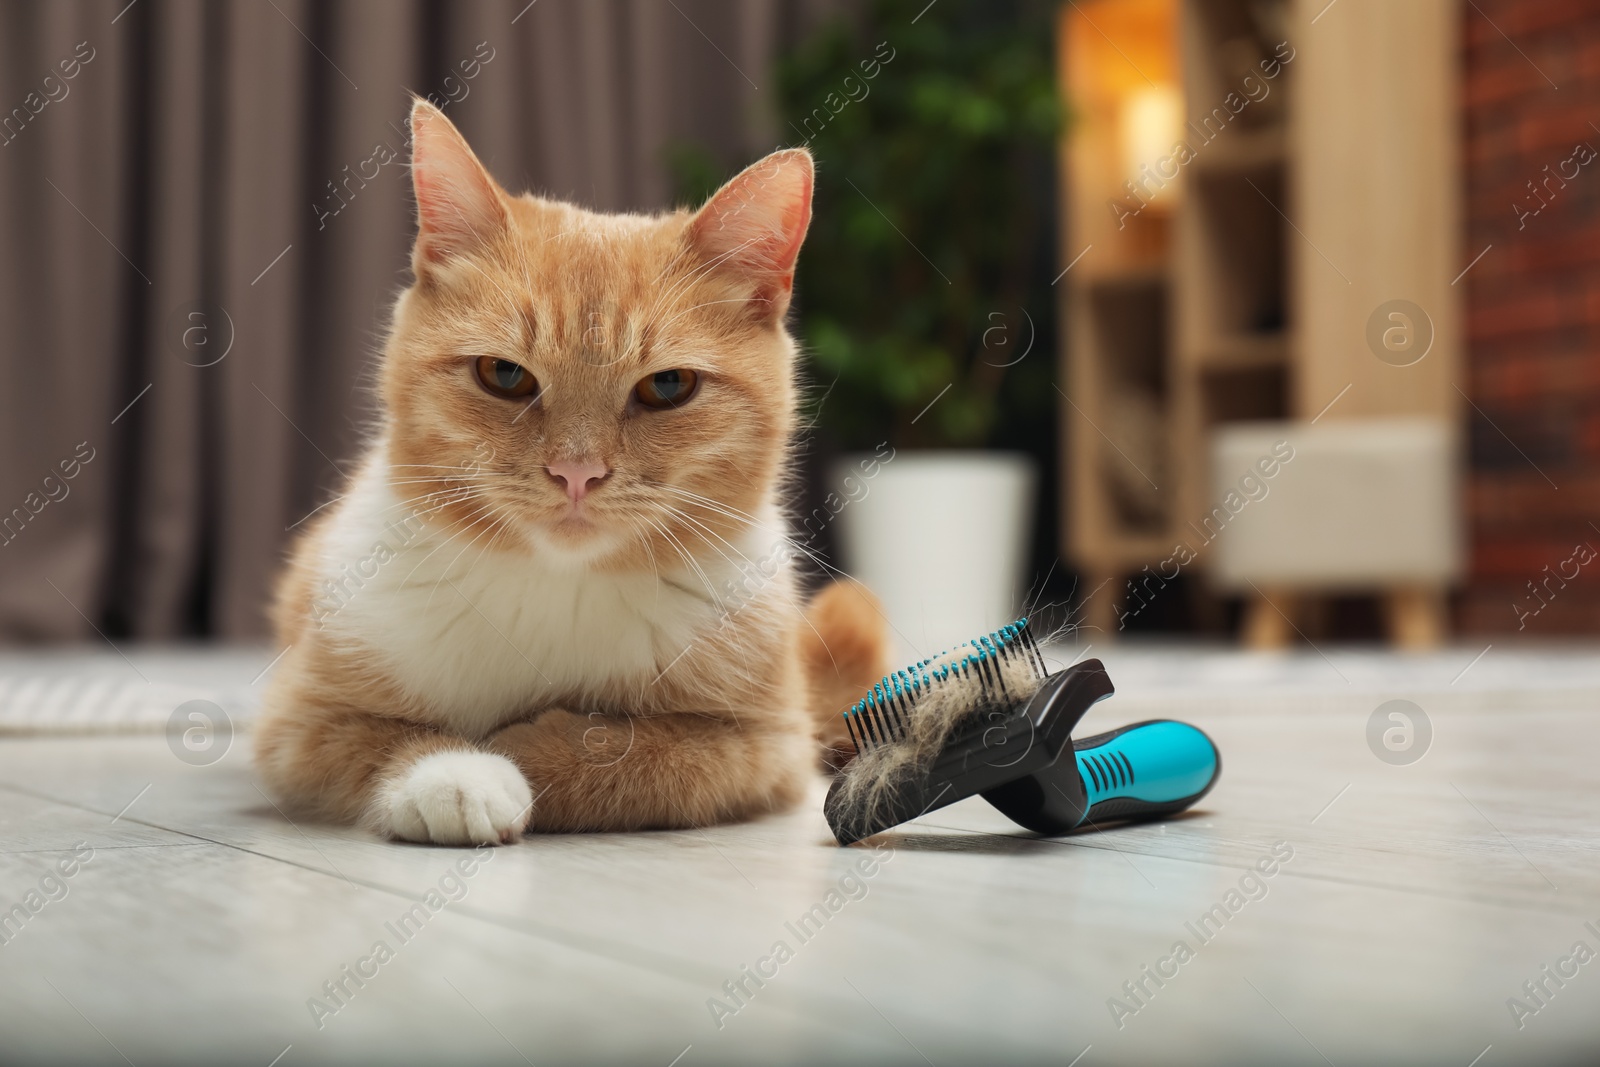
top-left (832, 620), bottom-right (1048, 832)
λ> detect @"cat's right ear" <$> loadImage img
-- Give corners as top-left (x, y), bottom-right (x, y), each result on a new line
top-left (409, 99), bottom-right (508, 270)
top-left (687, 148), bottom-right (814, 321)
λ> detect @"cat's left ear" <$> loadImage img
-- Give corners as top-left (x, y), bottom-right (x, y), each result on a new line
top-left (409, 98), bottom-right (509, 271)
top-left (687, 148), bottom-right (814, 321)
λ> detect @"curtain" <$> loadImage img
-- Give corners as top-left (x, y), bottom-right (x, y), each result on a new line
top-left (0, 0), bottom-right (838, 640)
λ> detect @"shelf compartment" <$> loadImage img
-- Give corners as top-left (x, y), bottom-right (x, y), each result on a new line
top-left (1199, 363), bottom-right (1289, 425)
top-left (1193, 331), bottom-right (1289, 371)
top-left (1186, 166), bottom-right (1288, 341)
top-left (1188, 125), bottom-right (1287, 175)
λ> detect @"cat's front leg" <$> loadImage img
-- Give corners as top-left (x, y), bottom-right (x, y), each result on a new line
top-left (255, 665), bottom-right (533, 846)
top-left (375, 749), bottom-right (534, 845)
top-left (487, 708), bottom-right (813, 832)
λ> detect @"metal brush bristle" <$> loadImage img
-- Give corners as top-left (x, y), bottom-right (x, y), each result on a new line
top-left (842, 617), bottom-right (1049, 754)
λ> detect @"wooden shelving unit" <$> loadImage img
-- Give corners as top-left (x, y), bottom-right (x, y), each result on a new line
top-left (1171, 0), bottom-right (1293, 598)
top-left (1056, 0), bottom-right (1178, 635)
top-left (1057, 0), bottom-right (1460, 643)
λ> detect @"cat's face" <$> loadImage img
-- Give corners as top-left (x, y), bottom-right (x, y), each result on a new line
top-left (381, 101), bottom-right (812, 571)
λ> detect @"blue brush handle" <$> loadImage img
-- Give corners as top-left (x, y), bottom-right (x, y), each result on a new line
top-left (979, 717), bottom-right (1219, 835)
top-left (1072, 720), bottom-right (1220, 826)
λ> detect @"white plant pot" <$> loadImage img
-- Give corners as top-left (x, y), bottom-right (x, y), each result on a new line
top-left (828, 450), bottom-right (1038, 660)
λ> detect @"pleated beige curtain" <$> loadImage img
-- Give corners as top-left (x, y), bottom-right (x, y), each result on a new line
top-left (0, 0), bottom-right (831, 640)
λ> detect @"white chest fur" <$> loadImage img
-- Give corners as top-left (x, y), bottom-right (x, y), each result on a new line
top-left (312, 457), bottom-right (783, 737)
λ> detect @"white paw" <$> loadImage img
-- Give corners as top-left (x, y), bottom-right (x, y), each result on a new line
top-left (377, 751), bottom-right (533, 846)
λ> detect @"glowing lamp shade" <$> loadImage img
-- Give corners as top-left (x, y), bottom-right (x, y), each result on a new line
top-left (1119, 84), bottom-right (1183, 203)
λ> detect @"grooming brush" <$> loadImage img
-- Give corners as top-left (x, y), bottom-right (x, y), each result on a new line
top-left (824, 619), bottom-right (1220, 846)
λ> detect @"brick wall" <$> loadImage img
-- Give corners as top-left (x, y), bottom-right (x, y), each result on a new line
top-left (1461, 0), bottom-right (1600, 635)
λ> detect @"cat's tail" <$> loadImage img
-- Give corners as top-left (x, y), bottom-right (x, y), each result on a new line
top-left (799, 578), bottom-right (891, 765)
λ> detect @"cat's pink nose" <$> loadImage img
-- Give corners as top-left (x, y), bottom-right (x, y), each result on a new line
top-left (546, 460), bottom-right (609, 502)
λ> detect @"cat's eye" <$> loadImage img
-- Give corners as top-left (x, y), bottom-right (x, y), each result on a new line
top-left (474, 357), bottom-right (539, 400)
top-left (634, 369), bottom-right (700, 410)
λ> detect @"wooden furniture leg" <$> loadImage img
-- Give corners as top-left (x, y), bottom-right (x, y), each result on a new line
top-left (1387, 585), bottom-right (1447, 650)
top-left (1242, 585), bottom-right (1296, 650)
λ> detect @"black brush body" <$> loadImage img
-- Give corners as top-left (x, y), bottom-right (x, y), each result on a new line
top-left (824, 659), bottom-right (1115, 846)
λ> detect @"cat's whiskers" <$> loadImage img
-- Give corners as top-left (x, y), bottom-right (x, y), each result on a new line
top-left (652, 504), bottom-right (793, 637)
top-left (425, 501), bottom-right (516, 611)
top-left (388, 499), bottom-right (480, 530)
top-left (655, 507), bottom-right (782, 654)
top-left (654, 485), bottom-right (832, 571)
top-left (652, 483), bottom-right (825, 575)
top-left (373, 485), bottom-right (493, 525)
top-left (637, 514), bottom-right (696, 585)
top-left (396, 491), bottom-right (497, 532)
top-left (387, 476), bottom-right (500, 491)
top-left (668, 482), bottom-right (829, 561)
top-left (645, 496), bottom-right (765, 549)
top-left (631, 520), bottom-right (665, 611)
top-left (388, 476), bottom-right (496, 492)
top-left (288, 493), bottom-right (349, 531)
top-left (655, 502), bottom-right (755, 571)
top-left (654, 502), bottom-right (836, 667)
top-left (389, 462), bottom-right (501, 471)
top-left (653, 484), bottom-right (769, 530)
top-left (385, 467), bottom-right (500, 489)
top-left (342, 492), bottom-right (482, 543)
top-left (383, 476), bottom-right (497, 488)
top-left (650, 483), bottom-right (830, 573)
top-left (663, 526), bottom-right (725, 612)
top-left (641, 515), bottom-right (725, 613)
top-left (651, 481), bottom-right (761, 517)
top-left (292, 473), bottom-right (496, 534)
top-left (652, 492), bottom-right (851, 659)
top-left (397, 497), bottom-right (507, 587)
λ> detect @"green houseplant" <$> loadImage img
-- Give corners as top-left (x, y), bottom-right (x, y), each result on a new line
top-left (784, 1), bottom-right (1066, 652)
top-left (777, 0), bottom-right (1063, 450)
top-left (672, 0), bottom-right (1066, 653)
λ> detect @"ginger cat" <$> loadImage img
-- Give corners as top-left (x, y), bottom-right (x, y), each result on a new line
top-left (254, 100), bottom-right (887, 846)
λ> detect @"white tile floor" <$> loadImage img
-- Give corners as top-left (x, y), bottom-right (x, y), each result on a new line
top-left (1, 641), bottom-right (1598, 1065)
